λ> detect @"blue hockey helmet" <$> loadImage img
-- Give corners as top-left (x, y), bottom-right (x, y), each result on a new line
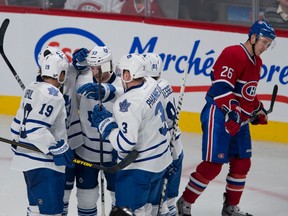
top-left (249, 20), bottom-right (276, 40)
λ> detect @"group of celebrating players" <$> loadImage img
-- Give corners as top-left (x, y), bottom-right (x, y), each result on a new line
top-left (10, 19), bottom-right (276, 216)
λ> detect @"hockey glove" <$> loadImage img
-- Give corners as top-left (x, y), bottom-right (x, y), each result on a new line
top-left (49, 140), bottom-right (74, 168)
top-left (223, 106), bottom-right (241, 136)
top-left (72, 48), bottom-right (89, 71)
top-left (250, 102), bottom-right (268, 125)
top-left (165, 162), bottom-right (178, 178)
top-left (77, 83), bottom-right (116, 102)
top-left (92, 104), bottom-right (113, 127)
top-left (92, 104), bottom-right (118, 140)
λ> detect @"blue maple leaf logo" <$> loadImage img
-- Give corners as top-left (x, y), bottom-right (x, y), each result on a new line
top-left (119, 99), bottom-right (131, 112)
top-left (48, 87), bottom-right (59, 96)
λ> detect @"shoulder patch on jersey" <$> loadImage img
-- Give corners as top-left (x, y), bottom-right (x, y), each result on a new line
top-left (119, 99), bottom-right (131, 112)
top-left (48, 86), bottom-right (59, 96)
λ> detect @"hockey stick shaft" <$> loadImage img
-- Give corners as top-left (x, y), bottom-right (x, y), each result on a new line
top-left (0, 18), bottom-right (26, 90)
top-left (0, 136), bottom-right (138, 173)
top-left (97, 69), bottom-right (105, 216)
top-left (157, 64), bottom-right (188, 216)
top-left (171, 64), bottom-right (189, 143)
top-left (241, 84), bottom-right (278, 126)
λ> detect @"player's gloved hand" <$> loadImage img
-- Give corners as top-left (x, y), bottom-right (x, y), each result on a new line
top-left (49, 140), bottom-right (74, 168)
top-left (92, 104), bottom-right (118, 139)
top-left (165, 163), bottom-right (178, 178)
top-left (223, 106), bottom-right (241, 136)
top-left (77, 83), bottom-right (116, 102)
top-left (72, 48), bottom-right (89, 71)
top-left (251, 102), bottom-right (268, 125)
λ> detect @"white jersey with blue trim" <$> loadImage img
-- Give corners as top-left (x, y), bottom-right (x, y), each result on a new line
top-left (155, 77), bottom-right (183, 160)
top-left (63, 65), bottom-right (83, 150)
top-left (109, 77), bottom-right (173, 172)
top-left (10, 81), bottom-right (67, 173)
top-left (75, 70), bottom-right (124, 163)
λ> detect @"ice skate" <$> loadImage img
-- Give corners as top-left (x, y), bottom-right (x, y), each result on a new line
top-left (176, 196), bottom-right (191, 216)
top-left (222, 193), bottom-right (253, 216)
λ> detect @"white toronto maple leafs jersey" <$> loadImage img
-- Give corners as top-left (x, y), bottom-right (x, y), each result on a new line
top-left (10, 81), bottom-right (68, 173)
top-left (64, 0), bottom-right (125, 13)
top-left (108, 78), bottom-right (173, 172)
top-left (155, 77), bottom-right (183, 160)
top-left (76, 71), bottom-right (124, 162)
top-left (63, 65), bottom-right (83, 150)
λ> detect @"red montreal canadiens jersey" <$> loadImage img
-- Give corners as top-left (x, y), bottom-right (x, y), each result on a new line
top-left (121, 0), bottom-right (164, 17)
top-left (206, 44), bottom-right (262, 120)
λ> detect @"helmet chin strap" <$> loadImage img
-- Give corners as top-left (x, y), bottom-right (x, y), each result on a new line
top-left (100, 71), bottom-right (113, 83)
top-left (251, 43), bottom-right (256, 57)
top-left (249, 37), bottom-right (257, 57)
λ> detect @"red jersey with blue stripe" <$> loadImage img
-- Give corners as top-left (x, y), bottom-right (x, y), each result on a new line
top-left (206, 43), bottom-right (262, 121)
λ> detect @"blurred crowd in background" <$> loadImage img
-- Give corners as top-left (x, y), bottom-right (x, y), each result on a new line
top-left (0, 0), bottom-right (287, 30)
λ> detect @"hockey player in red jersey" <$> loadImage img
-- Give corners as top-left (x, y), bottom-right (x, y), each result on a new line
top-left (120, 0), bottom-right (164, 17)
top-left (177, 20), bottom-right (276, 216)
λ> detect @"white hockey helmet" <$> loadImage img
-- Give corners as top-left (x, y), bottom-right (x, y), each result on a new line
top-left (142, 53), bottom-right (163, 78)
top-left (87, 45), bottom-right (112, 74)
top-left (116, 53), bottom-right (146, 83)
top-left (41, 54), bottom-right (69, 84)
top-left (38, 46), bottom-right (68, 67)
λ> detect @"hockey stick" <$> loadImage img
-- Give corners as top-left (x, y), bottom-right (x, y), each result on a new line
top-left (98, 69), bottom-right (106, 216)
top-left (241, 84), bottom-right (278, 126)
top-left (157, 64), bottom-right (189, 216)
top-left (266, 84), bottom-right (278, 114)
top-left (0, 18), bottom-right (26, 90)
top-left (0, 136), bottom-right (139, 173)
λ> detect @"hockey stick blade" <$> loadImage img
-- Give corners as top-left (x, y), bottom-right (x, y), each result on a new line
top-left (266, 84), bottom-right (278, 114)
top-left (0, 18), bottom-right (26, 90)
top-left (0, 136), bottom-right (138, 173)
top-left (0, 19), bottom-right (9, 51)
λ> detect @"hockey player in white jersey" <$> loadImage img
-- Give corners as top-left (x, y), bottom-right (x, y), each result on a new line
top-left (64, 0), bottom-right (125, 13)
top-left (37, 46), bottom-right (83, 150)
top-left (143, 53), bottom-right (184, 216)
top-left (91, 53), bottom-right (173, 215)
top-left (71, 45), bottom-right (124, 215)
top-left (37, 46), bottom-right (84, 215)
top-left (10, 54), bottom-right (74, 216)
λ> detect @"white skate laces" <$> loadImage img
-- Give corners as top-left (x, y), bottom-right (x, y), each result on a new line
top-left (176, 197), bottom-right (191, 216)
top-left (222, 204), bottom-right (253, 216)
top-left (222, 193), bottom-right (253, 216)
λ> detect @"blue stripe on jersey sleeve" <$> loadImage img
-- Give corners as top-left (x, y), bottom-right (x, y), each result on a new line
top-left (68, 131), bottom-right (82, 139)
top-left (82, 144), bottom-right (113, 154)
top-left (26, 127), bottom-right (42, 134)
top-left (69, 120), bottom-right (81, 127)
top-left (141, 139), bottom-right (168, 152)
top-left (26, 119), bottom-right (52, 128)
top-left (132, 145), bottom-right (170, 163)
top-left (208, 80), bottom-right (234, 98)
top-left (116, 131), bottom-right (136, 151)
top-left (10, 128), bottom-right (20, 136)
top-left (12, 149), bottom-right (54, 162)
top-left (13, 117), bottom-right (21, 124)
